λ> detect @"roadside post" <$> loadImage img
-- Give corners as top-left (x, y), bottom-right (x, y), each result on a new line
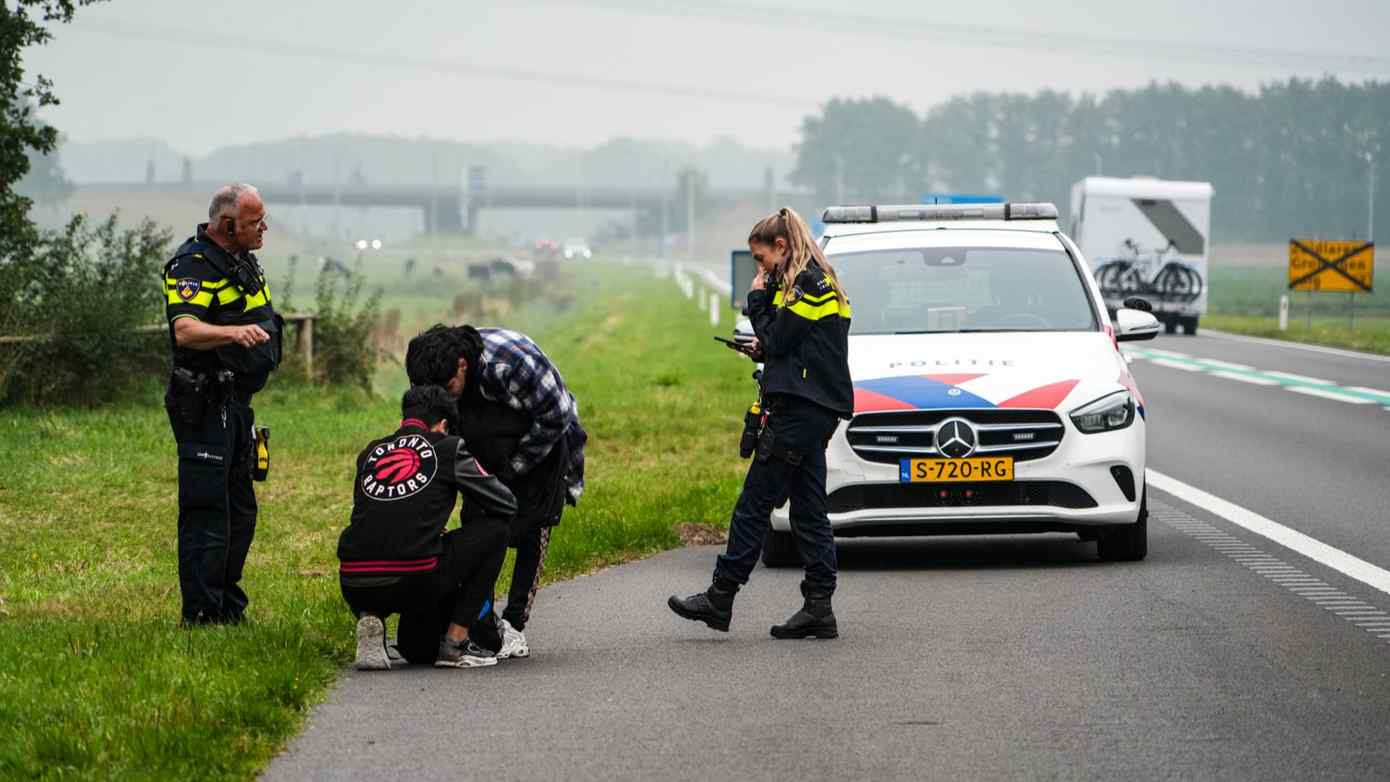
top-left (1278, 295), bottom-right (1289, 331)
top-left (1287, 239), bottom-right (1374, 331)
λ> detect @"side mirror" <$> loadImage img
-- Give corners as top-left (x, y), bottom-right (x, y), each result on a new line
top-left (1114, 308), bottom-right (1160, 342)
top-left (1122, 296), bottom-right (1153, 313)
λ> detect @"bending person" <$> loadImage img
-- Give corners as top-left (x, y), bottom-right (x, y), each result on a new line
top-left (337, 385), bottom-right (517, 670)
top-left (669, 207), bottom-right (854, 639)
top-left (406, 324), bottom-right (587, 659)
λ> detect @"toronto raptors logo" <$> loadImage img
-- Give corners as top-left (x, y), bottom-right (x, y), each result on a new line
top-left (361, 434), bottom-right (438, 501)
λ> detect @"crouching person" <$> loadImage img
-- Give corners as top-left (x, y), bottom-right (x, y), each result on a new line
top-left (337, 385), bottom-right (517, 670)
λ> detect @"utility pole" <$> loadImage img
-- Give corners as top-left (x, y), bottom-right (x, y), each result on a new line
top-left (685, 169), bottom-right (695, 259)
top-left (1368, 149), bottom-right (1377, 242)
top-left (765, 165), bottom-right (776, 212)
top-left (430, 150), bottom-right (439, 242)
top-left (834, 155), bottom-right (845, 205)
top-left (660, 193), bottom-right (669, 259)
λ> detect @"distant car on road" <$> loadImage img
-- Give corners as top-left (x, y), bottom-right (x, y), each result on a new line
top-left (562, 239), bottom-right (593, 261)
top-left (742, 202), bottom-right (1160, 565)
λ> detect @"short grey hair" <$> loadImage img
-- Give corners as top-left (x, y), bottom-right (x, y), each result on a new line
top-left (208, 183), bottom-right (258, 221)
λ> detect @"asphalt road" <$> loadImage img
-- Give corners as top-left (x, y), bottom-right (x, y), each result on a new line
top-left (1131, 331), bottom-right (1390, 567)
top-left (267, 331), bottom-right (1390, 781)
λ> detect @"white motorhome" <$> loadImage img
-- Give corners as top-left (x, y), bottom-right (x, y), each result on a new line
top-left (1069, 177), bottom-right (1213, 335)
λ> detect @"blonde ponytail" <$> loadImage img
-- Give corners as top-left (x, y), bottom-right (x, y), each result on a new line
top-left (747, 207), bottom-right (848, 303)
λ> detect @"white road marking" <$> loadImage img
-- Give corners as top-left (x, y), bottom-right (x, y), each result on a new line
top-left (1347, 386), bottom-right (1390, 401)
top-left (1145, 348), bottom-right (1191, 359)
top-left (1149, 357), bottom-right (1204, 372)
top-left (1287, 386), bottom-right (1377, 404)
top-left (1204, 329), bottom-right (1390, 364)
top-left (1264, 370), bottom-right (1335, 385)
top-left (1148, 470), bottom-right (1390, 597)
top-left (1209, 370), bottom-right (1280, 386)
top-left (1154, 498), bottom-right (1390, 646)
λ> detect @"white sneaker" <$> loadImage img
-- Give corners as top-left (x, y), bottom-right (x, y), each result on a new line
top-left (354, 615), bottom-right (391, 671)
top-left (498, 619), bottom-right (530, 659)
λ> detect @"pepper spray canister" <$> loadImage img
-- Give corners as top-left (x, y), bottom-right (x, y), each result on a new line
top-left (252, 425), bottom-right (270, 481)
top-left (739, 402), bottom-right (762, 459)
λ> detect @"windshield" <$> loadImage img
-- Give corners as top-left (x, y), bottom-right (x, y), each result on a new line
top-left (829, 245), bottom-right (1099, 335)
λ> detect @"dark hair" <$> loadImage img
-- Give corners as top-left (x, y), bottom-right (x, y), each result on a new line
top-left (405, 324), bottom-right (483, 387)
top-left (401, 385), bottom-right (457, 429)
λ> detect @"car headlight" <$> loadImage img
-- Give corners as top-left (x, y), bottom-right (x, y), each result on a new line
top-left (1069, 391), bottom-right (1135, 434)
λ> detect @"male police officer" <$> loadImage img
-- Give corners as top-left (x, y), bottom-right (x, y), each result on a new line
top-left (163, 184), bottom-right (282, 625)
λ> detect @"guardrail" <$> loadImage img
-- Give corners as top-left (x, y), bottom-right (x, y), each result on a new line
top-left (0, 313), bottom-right (318, 378)
top-left (671, 262), bottom-right (734, 327)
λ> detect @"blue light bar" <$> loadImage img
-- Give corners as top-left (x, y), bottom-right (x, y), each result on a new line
top-left (920, 193), bottom-right (1005, 205)
top-left (822, 202), bottom-right (1059, 224)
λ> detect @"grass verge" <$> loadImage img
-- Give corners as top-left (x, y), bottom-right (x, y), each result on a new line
top-left (1202, 314), bottom-right (1390, 356)
top-left (0, 266), bottom-right (752, 780)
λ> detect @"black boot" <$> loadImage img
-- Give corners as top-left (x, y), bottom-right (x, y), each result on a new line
top-left (667, 578), bottom-right (738, 632)
top-left (770, 582), bottom-right (837, 639)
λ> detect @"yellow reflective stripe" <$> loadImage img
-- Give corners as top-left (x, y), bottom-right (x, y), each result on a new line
top-left (787, 298), bottom-right (845, 321)
top-left (167, 289), bottom-right (214, 307)
top-left (797, 289), bottom-right (837, 304)
top-left (243, 289), bottom-right (270, 309)
top-left (215, 283), bottom-right (271, 311)
top-left (772, 290), bottom-right (785, 306)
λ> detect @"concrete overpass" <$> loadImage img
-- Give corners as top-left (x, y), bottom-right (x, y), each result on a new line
top-left (77, 181), bottom-right (787, 235)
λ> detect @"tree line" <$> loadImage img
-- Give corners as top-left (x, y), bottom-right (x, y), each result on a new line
top-left (791, 78), bottom-right (1388, 242)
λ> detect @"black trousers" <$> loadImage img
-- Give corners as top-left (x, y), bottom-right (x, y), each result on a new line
top-left (715, 397), bottom-right (840, 595)
top-left (341, 520), bottom-right (510, 665)
top-left (502, 523), bottom-right (553, 631)
top-left (166, 394), bottom-right (256, 624)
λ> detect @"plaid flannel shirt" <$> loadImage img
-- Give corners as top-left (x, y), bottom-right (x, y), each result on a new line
top-left (476, 327), bottom-right (586, 501)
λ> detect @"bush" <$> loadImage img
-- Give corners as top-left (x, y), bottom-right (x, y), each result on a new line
top-left (0, 214), bottom-right (171, 405)
top-left (276, 257), bottom-right (383, 391)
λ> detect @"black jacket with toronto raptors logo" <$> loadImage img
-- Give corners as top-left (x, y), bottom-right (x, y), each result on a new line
top-left (337, 420), bottom-right (517, 577)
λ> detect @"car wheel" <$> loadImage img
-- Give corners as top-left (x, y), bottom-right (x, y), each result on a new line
top-left (761, 529), bottom-right (800, 568)
top-left (1097, 488), bottom-right (1148, 562)
top-left (1181, 316), bottom-right (1199, 336)
top-left (1163, 318), bottom-right (1178, 335)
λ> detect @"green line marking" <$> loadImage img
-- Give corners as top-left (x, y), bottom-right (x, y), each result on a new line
top-left (1124, 348), bottom-right (1390, 403)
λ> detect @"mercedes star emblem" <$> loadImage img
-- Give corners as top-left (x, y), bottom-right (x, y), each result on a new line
top-left (935, 418), bottom-right (978, 458)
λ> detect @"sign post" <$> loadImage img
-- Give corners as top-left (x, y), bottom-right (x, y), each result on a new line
top-left (1287, 239), bottom-right (1374, 330)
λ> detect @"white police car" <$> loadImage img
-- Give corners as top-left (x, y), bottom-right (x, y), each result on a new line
top-left (759, 202), bottom-right (1160, 565)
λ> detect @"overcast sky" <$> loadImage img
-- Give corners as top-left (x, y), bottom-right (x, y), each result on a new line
top-left (28, 0), bottom-right (1390, 155)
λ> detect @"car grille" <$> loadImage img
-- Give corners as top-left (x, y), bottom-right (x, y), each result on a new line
top-left (828, 481), bottom-right (1097, 513)
top-left (845, 409), bottom-right (1064, 464)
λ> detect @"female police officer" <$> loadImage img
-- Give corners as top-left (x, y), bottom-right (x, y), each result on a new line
top-left (668, 207), bottom-right (853, 639)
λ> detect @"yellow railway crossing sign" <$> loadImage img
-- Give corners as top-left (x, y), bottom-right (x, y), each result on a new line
top-left (1288, 239), bottom-right (1374, 293)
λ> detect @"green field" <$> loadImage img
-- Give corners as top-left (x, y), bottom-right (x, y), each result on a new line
top-left (1201, 265), bottom-right (1390, 354)
top-left (0, 268), bottom-right (753, 780)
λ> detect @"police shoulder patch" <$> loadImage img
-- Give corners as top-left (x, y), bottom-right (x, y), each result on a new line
top-left (175, 278), bottom-right (201, 301)
top-left (785, 284), bottom-right (804, 304)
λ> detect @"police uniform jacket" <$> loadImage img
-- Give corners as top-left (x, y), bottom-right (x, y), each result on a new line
top-left (746, 261), bottom-right (854, 417)
top-left (338, 421), bottom-right (517, 579)
top-left (163, 224), bottom-right (283, 395)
